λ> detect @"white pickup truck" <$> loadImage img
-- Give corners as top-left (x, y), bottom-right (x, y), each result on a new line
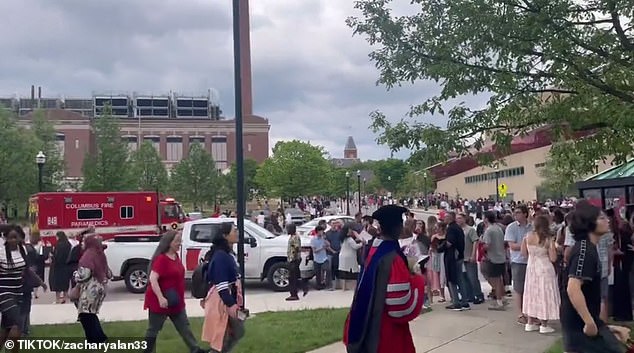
top-left (105, 217), bottom-right (314, 294)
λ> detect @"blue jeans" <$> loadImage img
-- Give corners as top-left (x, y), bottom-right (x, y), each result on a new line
top-left (447, 259), bottom-right (470, 306)
top-left (464, 261), bottom-right (484, 301)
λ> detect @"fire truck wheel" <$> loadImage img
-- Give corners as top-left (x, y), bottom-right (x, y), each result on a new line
top-left (267, 262), bottom-right (291, 292)
top-left (124, 263), bottom-right (149, 294)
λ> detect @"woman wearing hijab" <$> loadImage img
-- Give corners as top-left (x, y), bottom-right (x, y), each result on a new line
top-left (74, 235), bottom-right (110, 343)
top-left (49, 231), bottom-right (73, 304)
top-left (201, 223), bottom-right (245, 353)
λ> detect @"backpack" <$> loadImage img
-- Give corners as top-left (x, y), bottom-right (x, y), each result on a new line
top-left (191, 260), bottom-right (211, 299)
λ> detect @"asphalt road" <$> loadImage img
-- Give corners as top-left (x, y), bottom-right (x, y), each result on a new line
top-left (32, 268), bottom-right (274, 305)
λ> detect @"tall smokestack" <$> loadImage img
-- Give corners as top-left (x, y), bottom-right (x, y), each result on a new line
top-left (238, 0), bottom-right (253, 117)
top-left (37, 86), bottom-right (41, 108)
top-left (30, 85), bottom-right (35, 100)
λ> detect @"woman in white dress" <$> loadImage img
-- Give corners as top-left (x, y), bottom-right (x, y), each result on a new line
top-left (338, 224), bottom-right (365, 291)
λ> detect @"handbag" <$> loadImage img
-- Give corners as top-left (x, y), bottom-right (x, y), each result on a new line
top-left (68, 284), bottom-right (81, 301)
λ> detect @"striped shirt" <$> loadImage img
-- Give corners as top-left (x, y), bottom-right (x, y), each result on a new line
top-left (0, 246), bottom-right (26, 312)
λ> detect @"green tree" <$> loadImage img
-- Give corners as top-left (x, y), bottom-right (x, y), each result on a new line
top-left (224, 159), bottom-right (260, 201)
top-left (537, 145), bottom-right (586, 199)
top-left (325, 167), bottom-right (349, 198)
top-left (372, 159), bottom-right (410, 195)
top-left (129, 141), bottom-right (168, 191)
top-left (349, 0), bottom-right (634, 175)
top-left (82, 108), bottom-right (133, 191)
top-left (0, 111), bottom-right (39, 208)
top-left (31, 110), bottom-right (65, 191)
top-left (170, 143), bottom-right (218, 210)
top-left (255, 140), bottom-right (332, 199)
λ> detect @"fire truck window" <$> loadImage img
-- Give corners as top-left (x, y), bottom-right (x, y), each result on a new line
top-left (190, 224), bottom-right (223, 243)
top-left (120, 206), bottom-right (134, 219)
top-left (77, 209), bottom-right (103, 220)
top-left (163, 205), bottom-right (178, 218)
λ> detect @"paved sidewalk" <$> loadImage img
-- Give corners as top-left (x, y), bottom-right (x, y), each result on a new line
top-left (32, 283), bottom-right (559, 353)
top-left (309, 301), bottom-right (559, 353)
top-left (30, 290), bottom-right (355, 325)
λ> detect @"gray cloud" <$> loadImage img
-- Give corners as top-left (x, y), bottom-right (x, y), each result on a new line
top-left (0, 0), bottom-right (467, 160)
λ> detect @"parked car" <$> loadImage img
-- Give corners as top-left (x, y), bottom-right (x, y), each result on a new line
top-left (105, 218), bottom-right (315, 293)
top-left (284, 208), bottom-right (309, 225)
top-left (296, 215), bottom-right (355, 236)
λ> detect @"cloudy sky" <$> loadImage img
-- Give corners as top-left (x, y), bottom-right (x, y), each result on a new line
top-left (0, 0), bottom-right (447, 160)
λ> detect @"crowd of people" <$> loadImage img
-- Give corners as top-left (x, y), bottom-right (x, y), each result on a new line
top-left (289, 199), bottom-right (634, 352)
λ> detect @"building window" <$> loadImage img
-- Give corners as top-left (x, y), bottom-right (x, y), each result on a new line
top-left (534, 162), bottom-right (546, 168)
top-left (75, 139), bottom-right (80, 149)
top-left (189, 136), bottom-right (206, 149)
top-left (166, 136), bottom-right (183, 162)
top-left (464, 166), bottom-right (526, 184)
top-left (143, 136), bottom-right (160, 154)
top-left (211, 136), bottom-right (228, 170)
top-left (77, 209), bottom-right (103, 220)
top-left (247, 143), bottom-right (252, 152)
top-left (122, 135), bottom-right (138, 153)
top-left (55, 133), bottom-right (65, 158)
top-left (120, 206), bottom-right (134, 219)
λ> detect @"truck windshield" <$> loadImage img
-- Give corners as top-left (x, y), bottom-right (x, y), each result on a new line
top-left (163, 204), bottom-right (179, 218)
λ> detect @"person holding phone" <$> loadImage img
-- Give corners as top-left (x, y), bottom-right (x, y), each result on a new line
top-left (201, 223), bottom-right (246, 353)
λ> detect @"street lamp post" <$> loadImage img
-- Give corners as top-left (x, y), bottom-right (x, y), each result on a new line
top-left (387, 175), bottom-right (392, 204)
top-left (214, 168), bottom-right (221, 212)
top-left (345, 171), bottom-right (350, 216)
top-left (494, 165), bottom-right (500, 203)
top-left (363, 177), bottom-right (367, 199)
top-left (423, 171), bottom-right (428, 211)
top-left (36, 151), bottom-right (46, 192)
top-left (356, 170), bottom-right (361, 215)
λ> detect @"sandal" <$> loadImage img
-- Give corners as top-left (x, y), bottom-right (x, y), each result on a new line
top-left (517, 315), bottom-right (527, 325)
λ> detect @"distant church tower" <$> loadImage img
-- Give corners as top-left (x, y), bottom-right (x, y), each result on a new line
top-left (344, 136), bottom-right (358, 159)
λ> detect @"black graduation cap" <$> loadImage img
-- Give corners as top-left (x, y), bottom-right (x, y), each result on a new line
top-left (372, 205), bottom-right (408, 230)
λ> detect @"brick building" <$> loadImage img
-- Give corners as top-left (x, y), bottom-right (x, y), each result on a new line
top-left (8, 93), bottom-right (269, 184)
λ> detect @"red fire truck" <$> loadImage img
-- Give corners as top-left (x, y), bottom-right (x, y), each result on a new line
top-left (29, 191), bottom-right (186, 246)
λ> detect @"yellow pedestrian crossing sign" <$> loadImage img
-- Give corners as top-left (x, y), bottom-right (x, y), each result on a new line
top-left (498, 183), bottom-right (508, 198)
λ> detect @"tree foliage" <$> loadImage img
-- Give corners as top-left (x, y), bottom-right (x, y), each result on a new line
top-left (170, 143), bottom-right (218, 210)
top-left (31, 111), bottom-right (65, 190)
top-left (372, 158), bottom-right (410, 195)
top-left (0, 109), bottom-right (67, 215)
top-left (0, 111), bottom-right (39, 206)
top-left (82, 109), bottom-right (132, 191)
top-left (348, 0), bottom-right (634, 175)
top-left (225, 159), bottom-right (260, 201)
top-left (255, 140), bottom-right (332, 199)
top-left (537, 145), bottom-right (587, 198)
top-left (129, 141), bottom-right (168, 192)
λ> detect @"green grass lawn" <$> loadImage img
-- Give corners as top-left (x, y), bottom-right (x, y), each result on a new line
top-left (29, 308), bottom-right (348, 353)
top-left (545, 322), bottom-right (634, 353)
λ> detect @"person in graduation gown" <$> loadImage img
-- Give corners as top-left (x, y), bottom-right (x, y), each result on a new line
top-left (343, 205), bottom-right (425, 353)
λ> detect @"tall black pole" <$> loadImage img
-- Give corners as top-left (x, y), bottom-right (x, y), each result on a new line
top-left (232, 0), bottom-right (246, 305)
top-left (357, 174), bottom-right (361, 214)
top-left (495, 171), bottom-right (500, 203)
top-left (423, 176), bottom-right (427, 210)
top-left (37, 164), bottom-right (43, 192)
top-left (346, 176), bottom-right (350, 216)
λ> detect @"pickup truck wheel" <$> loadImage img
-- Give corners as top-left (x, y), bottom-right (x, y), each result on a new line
top-left (124, 264), bottom-right (149, 294)
top-left (267, 262), bottom-right (291, 292)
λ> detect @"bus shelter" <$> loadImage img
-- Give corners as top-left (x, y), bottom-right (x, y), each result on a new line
top-left (576, 160), bottom-right (634, 210)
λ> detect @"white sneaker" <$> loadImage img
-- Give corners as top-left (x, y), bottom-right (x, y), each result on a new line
top-left (539, 326), bottom-right (555, 334)
top-left (524, 324), bottom-right (539, 332)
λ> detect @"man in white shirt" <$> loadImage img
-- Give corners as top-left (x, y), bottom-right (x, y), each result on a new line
top-left (256, 212), bottom-right (266, 226)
